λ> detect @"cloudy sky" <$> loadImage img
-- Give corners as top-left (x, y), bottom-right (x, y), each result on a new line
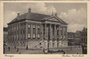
top-left (4, 2), bottom-right (87, 32)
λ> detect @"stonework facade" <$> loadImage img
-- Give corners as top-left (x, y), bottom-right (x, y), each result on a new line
top-left (8, 8), bottom-right (68, 50)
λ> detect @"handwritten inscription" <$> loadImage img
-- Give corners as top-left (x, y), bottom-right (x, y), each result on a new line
top-left (5, 54), bottom-right (14, 57)
top-left (62, 54), bottom-right (84, 57)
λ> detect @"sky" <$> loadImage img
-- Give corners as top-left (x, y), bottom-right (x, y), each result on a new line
top-left (4, 2), bottom-right (87, 32)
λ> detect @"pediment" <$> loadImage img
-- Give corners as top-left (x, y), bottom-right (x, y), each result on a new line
top-left (44, 16), bottom-right (67, 25)
top-left (48, 17), bottom-right (59, 22)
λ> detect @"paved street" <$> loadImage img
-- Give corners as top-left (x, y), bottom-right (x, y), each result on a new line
top-left (4, 47), bottom-right (44, 54)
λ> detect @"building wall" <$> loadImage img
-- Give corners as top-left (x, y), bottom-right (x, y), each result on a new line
top-left (8, 19), bottom-right (68, 49)
top-left (8, 21), bottom-right (26, 47)
top-left (4, 28), bottom-right (8, 43)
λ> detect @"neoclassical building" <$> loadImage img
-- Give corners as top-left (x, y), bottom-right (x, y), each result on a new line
top-left (8, 8), bottom-right (68, 51)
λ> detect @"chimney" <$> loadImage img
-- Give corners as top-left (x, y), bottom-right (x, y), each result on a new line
top-left (17, 13), bottom-right (20, 17)
top-left (17, 13), bottom-right (20, 20)
top-left (28, 8), bottom-right (31, 13)
top-left (55, 13), bottom-right (57, 16)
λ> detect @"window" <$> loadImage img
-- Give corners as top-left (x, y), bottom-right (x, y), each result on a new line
top-left (57, 29), bottom-right (59, 35)
top-left (32, 25), bottom-right (36, 34)
top-left (28, 27), bottom-right (31, 34)
top-left (28, 34), bottom-right (30, 38)
top-left (28, 24), bottom-right (31, 33)
top-left (38, 28), bottom-right (40, 38)
top-left (33, 28), bottom-right (35, 34)
top-left (28, 24), bottom-right (31, 28)
top-left (38, 27), bottom-right (40, 34)
top-left (33, 25), bottom-right (35, 28)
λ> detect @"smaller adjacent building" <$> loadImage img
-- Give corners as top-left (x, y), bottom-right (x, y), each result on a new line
top-left (81, 28), bottom-right (87, 45)
top-left (80, 28), bottom-right (87, 54)
top-left (75, 31), bottom-right (82, 45)
top-left (67, 32), bottom-right (75, 46)
top-left (67, 31), bottom-right (81, 46)
top-left (67, 27), bottom-right (87, 54)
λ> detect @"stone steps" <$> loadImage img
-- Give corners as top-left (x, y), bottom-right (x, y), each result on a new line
top-left (27, 40), bottom-right (42, 49)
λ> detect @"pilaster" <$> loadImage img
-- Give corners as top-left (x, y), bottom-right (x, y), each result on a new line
top-left (31, 24), bottom-right (33, 39)
top-left (54, 25), bottom-right (56, 40)
top-left (35, 24), bottom-right (37, 40)
top-left (50, 24), bottom-right (52, 40)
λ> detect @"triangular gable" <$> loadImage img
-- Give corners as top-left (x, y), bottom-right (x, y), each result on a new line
top-left (47, 17), bottom-right (59, 22)
top-left (55, 16), bottom-right (67, 25)
top-left (44, 16), bottom-right (67, 25)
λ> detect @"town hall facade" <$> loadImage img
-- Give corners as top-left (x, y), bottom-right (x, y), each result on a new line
top-left (7, 8), bottom-right (68, 52)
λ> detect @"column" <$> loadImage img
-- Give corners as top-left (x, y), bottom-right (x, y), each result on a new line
top-left (35, 24), bottom-right (37, 40)
top-left (40, 24), bottom-right (43, 40)
top-left (59, 40), bottom-right (62, 47)
top-left (64, 27), bottom-right (68, 47)
top-left (62, 27), bottom-right (64, 40)
top-left (26, 23), bottom-right (28, 40)
top-left (66, 27), bottom-right (68, 46)
top-left (40, 24), bottom-right (43, 48)
top-left (56, 25), bottom-right (57, 40)
top-left (58, 25), bottom-right (61, 48)
top-left (62, 27), bottom-right (65, 47)
top-left (25, 22), bottom-right (28, 47)
top-left (44, 24), bottom-right (48, 49)
top-left (50, 24), bottom-right (53, 48)
top-left (53, 25), bottom-right (55, 48)
top-left (59, 25), bottom-right (61, 40)
top-left (47, 24), bottom-right (49, 49)
top-left (54, 25), bottom-right (56, 39)
top-left (50, 24), bottom-right (52, 40)
top-left (54, 40), bottom-right (57, 48)
top-left (65, 27), bottom-right (67, 40)
top-left (45, 24), bottom-right (47, 40)
top-left (54, 24), bottom-right (57, 48)
top-left (60, 27), bottom-right (63, 47)
top-left (46, 24), bottom-right (48, 40)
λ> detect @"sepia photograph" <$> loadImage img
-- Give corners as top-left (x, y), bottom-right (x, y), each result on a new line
top-left (3, 2), bottom-right (87, 54)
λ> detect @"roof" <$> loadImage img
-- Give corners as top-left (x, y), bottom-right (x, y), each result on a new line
top-left (8, 12), bottom-right (67, 25)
